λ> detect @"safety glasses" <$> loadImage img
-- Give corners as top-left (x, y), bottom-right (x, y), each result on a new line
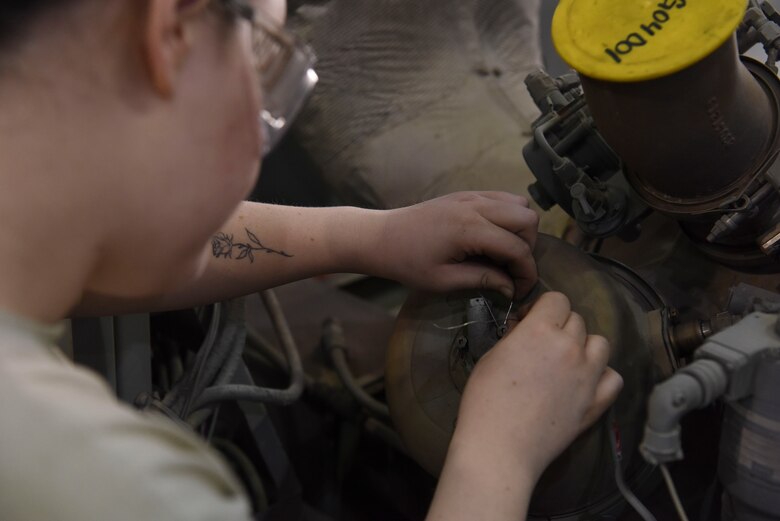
top-left (218, 0), bottom-right (318, 156)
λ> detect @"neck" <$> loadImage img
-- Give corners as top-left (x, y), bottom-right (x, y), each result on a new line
top-left (0, 96), bottom-right (104, 324)
top-left (0, 215), bottom-right (97, 324)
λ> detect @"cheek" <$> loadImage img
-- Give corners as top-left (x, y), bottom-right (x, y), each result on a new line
top-left (227, 31), bottom-right (264, 189)
top-left (173, 22), bottom-right (264, 234)
top-left (208, 46), bottom-right (263, 204)
top-left (237, 51), bottom-right (263, 157)
top-left (263, 0), bottom-right (286, 25)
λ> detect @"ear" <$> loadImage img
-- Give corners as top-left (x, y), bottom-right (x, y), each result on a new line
top-left (142, 0), bottom-right (197, 98)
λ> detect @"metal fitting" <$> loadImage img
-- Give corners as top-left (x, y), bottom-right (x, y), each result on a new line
top-left (760, 223), bottom-right (780, 255)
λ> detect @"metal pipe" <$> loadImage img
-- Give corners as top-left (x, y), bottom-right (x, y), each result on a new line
top-left (191, 290), bottom-right (305, 410)
top-left (163, 303), bottom-right (222, 411)
top-left (533, 97), bottom-right (588, 171)
top-left (323, 318), bottom-right (391, 420)
top-left (640, 359), bottom-right (728, 464)
top-left (579, 36), bottom-right (775, 213)
top-left (181, 302), bottom-right (244, 418)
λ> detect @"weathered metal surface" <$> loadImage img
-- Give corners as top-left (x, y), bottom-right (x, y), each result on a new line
top-left (385, 234), bottom-right (669, 517)
top-left (580, 37), bottom-right (776, 215)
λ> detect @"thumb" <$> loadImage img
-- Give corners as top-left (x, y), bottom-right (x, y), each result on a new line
top-left (580, 367), bottom-right (624, 430)
top-left (438, 262), bottom-right (516, 300)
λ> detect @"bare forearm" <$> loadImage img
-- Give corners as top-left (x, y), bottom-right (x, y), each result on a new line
top-left (183, 202), bottom-right (386, 303)
top-left (75, 202), bottom-right (387, 315)
top-left (75, 191), bottom-right (541, 316)
top-left (427, 431), bottom-right (535, 521)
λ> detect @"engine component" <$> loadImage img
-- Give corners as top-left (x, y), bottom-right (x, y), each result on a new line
top-left (385, 234), bottom-right (674, 519)
top-left (323, 317), bottom-right (391, 419)
top-left (189, 291), bottom-right (305, 413)
top-left (380, 1), bottom-right (780, 518)
top-left (640, 311), bottom-right (780, 521)
top-left (523, 71), bottom-right (646, 240)
top-left (720, 351), bottom-right (780, 521)
top-left (642, 311), bottom-right (779, 461)
top-left (523, 1), bottom-right (780, 269)
top-left (578, 35), bottom-right (777, 218)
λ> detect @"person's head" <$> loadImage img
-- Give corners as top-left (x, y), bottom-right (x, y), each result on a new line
top-left (0, 0), bottom-right (312, 300)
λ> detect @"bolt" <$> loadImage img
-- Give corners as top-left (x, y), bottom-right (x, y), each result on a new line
top-left (570, 182), bottom-right (596, 218)
top-left (455, 336), bottom-right (468, 349)
top-left (497, 325), bottom-right (508, 338)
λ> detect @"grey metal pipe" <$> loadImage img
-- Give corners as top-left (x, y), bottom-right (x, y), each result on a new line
top-left (214, 317), bottom-right (248, 386)
top-left (163, 303), bottom-right (222, 409)
top-left (323, 318), bottom-right (391, 420)
top-left (180, 302), bottom-right (245, 418)
top-left (640, 359), bottom-right (728, 464)
top-left (186, 314), bottom-right (248, 428)
top-left (191, 290), bottom-right (305, 410)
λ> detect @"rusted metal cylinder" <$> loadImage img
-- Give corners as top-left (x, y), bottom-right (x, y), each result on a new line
top-left (580, 36), bottom-right (775, 213)
top-left (385, 235), bottom-right (671, 517)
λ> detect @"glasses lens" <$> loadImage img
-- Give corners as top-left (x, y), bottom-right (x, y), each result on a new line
top-left (254, 28), bottom-right (318, 156)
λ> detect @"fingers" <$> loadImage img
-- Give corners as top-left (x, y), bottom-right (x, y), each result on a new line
top-left (579, 335), bottom-right (619, 428)
top-left (477, 202), bottom-right (540, 251)
top-left (581, 368), bottom-right (624, 428)
top-left (523, 292), bottom-right (571, 328)
top-left (468, 191), bottom-right (531, 208)
top-left (454, 192), bottom-right (539, 251)
top-left (562, 312), bottom-right (587, 346)
top-left (442, 192), bottom-right (539, 299)
top-left (437, 263), bottom-right (516, 300)
top-left (467, 225), bottom-right (538, 299)
top-left (584, 334), bottom-right (611, 372)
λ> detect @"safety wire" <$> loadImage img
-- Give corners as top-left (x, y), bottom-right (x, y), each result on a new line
top-left (433, 299), bottom-right (517, 331)
top-left (432, 320), bottom-right (488, 331)
top-left (607, 409), bottom-right (658, 521)
top-left (479, 293), bottom-right (501, 329)
top-left (660, 464), bottom-right (691, 521)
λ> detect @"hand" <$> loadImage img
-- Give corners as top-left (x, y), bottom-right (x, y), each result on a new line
top-left (427, 292), bottom-right (622, 521)
top-left (376, 192), bottom-right (540, 301)
top-left (452, 292), bottom-right (623, 484)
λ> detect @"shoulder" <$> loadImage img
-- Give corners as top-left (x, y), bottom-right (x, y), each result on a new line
top-left (0, 340), bottom-right (251, 521)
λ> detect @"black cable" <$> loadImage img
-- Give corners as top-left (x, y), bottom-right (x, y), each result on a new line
top-left (164, 303), bottom-right (222, 411)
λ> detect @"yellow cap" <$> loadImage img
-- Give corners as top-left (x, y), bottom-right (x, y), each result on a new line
top-left (552, 0), bottom-right (747, 82)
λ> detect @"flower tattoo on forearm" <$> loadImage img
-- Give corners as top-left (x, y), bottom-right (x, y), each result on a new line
top-left (212, 228), bottom-right (293, 263)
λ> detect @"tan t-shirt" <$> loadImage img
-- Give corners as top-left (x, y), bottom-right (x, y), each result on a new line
top-left (0, 311), bottom-right (252, 520)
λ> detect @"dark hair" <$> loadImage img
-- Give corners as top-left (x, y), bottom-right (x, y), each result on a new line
top-left (0, 1), bottom-right (64, 47)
